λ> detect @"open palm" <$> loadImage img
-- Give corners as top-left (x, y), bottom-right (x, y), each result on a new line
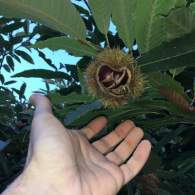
top-left (21, 94), bottom-right (151, 195)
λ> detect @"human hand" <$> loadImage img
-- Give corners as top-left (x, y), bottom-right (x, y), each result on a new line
top-left (2, 94), bottom-right (151, 195)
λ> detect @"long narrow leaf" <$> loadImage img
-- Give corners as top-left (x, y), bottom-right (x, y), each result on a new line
top-left (88, 0), bottom-right (111, 35)
top-left (0, 0), bottom-right (86, 39)
top-left (12, 69), bottom-right (71, 80)
top-left (111, 0), bottom-right (135, 48)
top-left (32, 37), bottom-right (99, 56)
top-left (132, 0), bottom-right (186, 52)
top-left (138, 31), bottom-right (195, 72)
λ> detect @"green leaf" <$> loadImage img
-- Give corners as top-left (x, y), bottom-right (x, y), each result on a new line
top-left (0, 0), bottom-right (86, 39)
top-left (1, 21), bottom-right (24, 34)
top-left (142, 151), bottom-right (162, 174)
top-left (65, 64), bottom-right (78, 82)
top-left (64, 101), bottom-right (102, 126)
top-left (155, 125), bottom-right (189, 152)
top-left (88, 0), bottom-right (111, 35)
top-left (19, 83), bottom-right (26, 99)
top-left (169, 67), bottom-right (185, 77)
top-left (152, 188), bottom-right (172, 195)
top-left (190, 2), bottom-right (195, 13)
top-left (0, 74), bottom-right (5, 84)
top-left (165, 7), bottom-right (195, 41)
top-left (12, 69), bottom-right (71, 80)
top-left (4, 80), bottom-right (17, 85)
top-left (73, 3), bottom-right (89, 15)
top-left (0, 153), bottom-right (10, 177)
top-left (49, 92), bottom-right (93, 105)
top-left (37, 49), bottom-right (57, 70)
top-left (77, 66), bottom-right (87, 93)
top-left (15, 50), bottom-right (34, 64)
top-left (6, 55), bottom-right (14, 71)
top-left (12, 53), bottom-right (21, 63)
top-left (3, 64), bottom-right (11, 72)
top-left (132, 0), bottom-right (186, 52)
top-left (0, 89), bottom-right (14, 103)
top-left (138, 31), bottom-right (195, 72)
top-left (111, 0), bottom-right (186, 53)
top-left (148, 72), bottom-right (185, 94)
top-left (111, 0), bottom-right (135, 48)
top-left (32, 37), bottom-right (98, 56)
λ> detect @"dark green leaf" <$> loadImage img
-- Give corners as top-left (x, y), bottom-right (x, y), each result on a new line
top-left (152, 188), bottom-right (172, 195)
top-left (1, 21), bottom-right (24, 34)
top-left (0, 74), bottom-right (5, 84)
top-left (15, 50), bottom-right (34, 64)
top-left (3, 64), bottom-right (11, 72)
top-left (23, 20), bottom-right (30, 34)
top-left (4, 80), bottom-right (17, 85)
top-left (19, 83), bottom-right (26, 99)
top-left (6, 55), bottom-right (14, 71)
top-left (155, 125), bottom-right (189, 152)
top-left (11, 53), bottom-right (21, 63)
top-left (142, 151), bottom-right (162, 174)
top-left (10, 36), bottom-right (24, 45)
top-left (0, 154), bottom-right (10, 177)
top-left (65, 64), bottom-right (78, 82)
top-left (37, 49), bottom-right (57, 71)
top-left (12, 88), bottom-right (20, 96)
top-left (44, 80), bottom-right (50, 92)
top-left (12, 69), bottom-right (71, 80)
top-left (77, 66), bottom-right (86, 92)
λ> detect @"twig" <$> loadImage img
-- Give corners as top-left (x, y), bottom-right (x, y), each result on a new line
top-left (105, 33), bottom-right (110, 48)
top-left (0, 53), bottom-right (6, 72)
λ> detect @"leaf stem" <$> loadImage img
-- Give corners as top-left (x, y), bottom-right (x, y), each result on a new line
top-left (0, 53), bottom-right (6, 72)
top-left (79, 39), bottom-right (101, 52)
top-left (105, 33), bottom-right (110, 48)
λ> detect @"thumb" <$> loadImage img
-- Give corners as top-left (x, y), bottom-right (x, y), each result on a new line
top-left (26, 94), bottom-right (53, 164)
top-left (29, 93), bottom-right (52, 117)
top-left (29, 94), bottom-right (67, 157)
top-left (29, 93), bottom-right (66, 139)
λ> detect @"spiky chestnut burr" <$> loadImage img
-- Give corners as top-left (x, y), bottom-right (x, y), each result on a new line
top-left (85, 48), bottom-right (145, 108)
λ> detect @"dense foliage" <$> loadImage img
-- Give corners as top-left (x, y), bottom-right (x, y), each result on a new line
top-left (1, 0), bottom-right (195, 194)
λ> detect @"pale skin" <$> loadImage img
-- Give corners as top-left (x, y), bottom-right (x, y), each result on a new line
top-left (2, 94), bottom-right (151, 195)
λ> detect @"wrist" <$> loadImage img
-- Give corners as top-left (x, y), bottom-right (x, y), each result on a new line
top-left (1, 168), bottom-right (75, 195)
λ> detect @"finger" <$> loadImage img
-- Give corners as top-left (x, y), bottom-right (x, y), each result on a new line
top-left (29, 93), bottom-right (52, 117)
top-left (106, 127), bottom-right (143, 165)
top-left (81, 116), bottom-right (107, 139)
top-left (93, 120), bottom-right (135, 154)
top-left (120, 140), bottom-right (151, 184)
